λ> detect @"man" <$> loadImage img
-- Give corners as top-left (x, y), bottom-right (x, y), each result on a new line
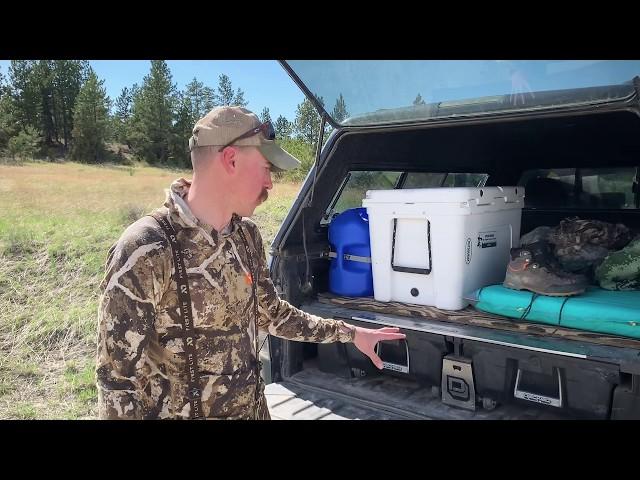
top-left (96, 106), bottom-right (405, 419)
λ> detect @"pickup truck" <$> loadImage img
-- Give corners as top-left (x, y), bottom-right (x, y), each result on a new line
top-left (261, 60), bottom-right (640, 420)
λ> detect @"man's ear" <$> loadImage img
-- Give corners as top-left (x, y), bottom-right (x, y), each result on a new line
top-left (219, 146), bottom-right (238, 175)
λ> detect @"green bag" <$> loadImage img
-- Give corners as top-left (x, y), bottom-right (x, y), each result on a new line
top-left (595, 238), bottom-right (640, 291)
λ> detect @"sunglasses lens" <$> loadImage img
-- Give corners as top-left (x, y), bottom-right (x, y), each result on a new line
top-left (264, 122), bottom-right (276, 140)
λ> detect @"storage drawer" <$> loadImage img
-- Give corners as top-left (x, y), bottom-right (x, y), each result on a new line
top-left (463, 340), bottom-right (621, 419)
top-left (318, 317), bottom-right (449, 385)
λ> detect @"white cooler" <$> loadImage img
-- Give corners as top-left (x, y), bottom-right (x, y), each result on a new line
top-left (362, 186), bottom-right (524, 311)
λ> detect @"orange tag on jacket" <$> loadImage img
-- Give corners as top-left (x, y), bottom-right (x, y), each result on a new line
top-left (244, 273), bottom-right (253, 285)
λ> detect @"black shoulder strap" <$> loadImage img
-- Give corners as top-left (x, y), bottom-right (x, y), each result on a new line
top-left (236, 224), bottom-right (268, 356)
top-left (149, 212), bottom-right (204, 420)
top-left (236, 223), bottom-right (270, 419)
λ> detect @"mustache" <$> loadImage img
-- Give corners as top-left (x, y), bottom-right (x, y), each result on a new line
top-left (259, 189), bottom-right (269, 202)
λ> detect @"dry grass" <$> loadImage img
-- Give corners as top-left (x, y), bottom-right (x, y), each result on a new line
top-left (1, 162), bottom-right (176, 217)
top-left (0, 161), bottom-right (301, 419)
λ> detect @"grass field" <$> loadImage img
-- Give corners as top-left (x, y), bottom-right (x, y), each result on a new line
top-left (0, 161), bottom-right (301, 419)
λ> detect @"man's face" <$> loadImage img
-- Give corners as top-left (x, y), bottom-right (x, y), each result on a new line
top-left (233, 147), bottom-right (273, 217)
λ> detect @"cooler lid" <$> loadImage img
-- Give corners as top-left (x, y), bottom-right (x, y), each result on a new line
top-left (363, 186), bottom-right (524, 205)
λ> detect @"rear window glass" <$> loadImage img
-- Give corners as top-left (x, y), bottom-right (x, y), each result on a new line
top-left (402, 172), bottom-right (487, 188)
top-left (322, 170), bottom-right (489, 224)
top-left (322, 171), bottom-right (402, 224)
top-left (519, 167), bottom-right (639, 209)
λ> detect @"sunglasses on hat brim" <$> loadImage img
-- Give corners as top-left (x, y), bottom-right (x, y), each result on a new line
top-left (218, 121), bottom-right (276, 152)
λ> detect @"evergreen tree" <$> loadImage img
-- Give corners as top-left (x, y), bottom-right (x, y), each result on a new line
top-left (331, 93), bottom-right (349, 123)
top-left (215, 74), bottom-right (235, 106)
top-left (0, 69), bottom-right (6, 97)
top-left (260, 107), bottom-right (272, 124)
top-left (112, 86), bottom-right (133, 143)
top-left (170, 90), bottom-right (194, 169)
top-left (70, 69), bottom-right (110, 163)
top-left (51, 60), bottom-right (90, 150)
top-left (6, 60), bottom-right (88, 156)
top-left (277, 138), bottom-right (315, 182)
top-left (129, 61), bottom-right (177, 164)
top-left (185, 77), bottom-right (216, 119)
top-left (7, 125), bottom-right (40, 163)
top-left (233, 87), bottom-right (247, 107)
top-left (294, 95), bottom-right (325, 146)
top-left (0, 70), bottom-right (18, 150)
top-left (274, 115), bottom-right (292, 139)
top-left (215, 74), bottom-right (247, 107)
top-left (33, 61), bottom-right (56, 145)
top-left (8, 60), bottom-right (41, 134)
top-left (167, 77), bottom-right (217, 168)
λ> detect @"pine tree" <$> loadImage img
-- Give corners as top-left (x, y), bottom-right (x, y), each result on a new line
top-left (274, 115), bottom-right (292, 139)
top-left (129, 61), bottom-right (177, 164)
top-left (7, 126), bottom-right (40, 163)
top-left (294, 95), bottom-right (325, 146)
top-left (0, 70), bottom-right (15, 150)
top-left (215, 74), bottom-right (235, 106)
top-left (6, 60), bottom-right (88, 157)
top-left (331, 93), bottom-right (349, 123)
top-left (167, 77), bottom-right (217, 168)
top-left (113, 86), bottom-right (133, 144)
top-left (185, 77), bottom-right (216, 119)
top-left (203, 85), bottom-right (216, 112)
top-left (214, 74), bottom-right (247, 107)
top-left (115, 87), bottom-right (132, 120)
top-left (70, 69), bottom-right (110, 163)
top-left (33, 61), bottom-right (56, 146)
top-left (260, 107), bottom-right (272, 124)
top-left (8, 60), bottom-right (41, 134)
top-left (413, 93), bottom-right (426, 106)
top-left (277, 138), bottom-right (315, 182)
top-left (233, 88), bottom-right (247, 107)
top-left (170, 91), bottom-right (194, 169)
top-left (51, 60), bottom-right (90, 151)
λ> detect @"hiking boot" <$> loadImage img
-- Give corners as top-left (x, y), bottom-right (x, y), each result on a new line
top-left (503, 241), bottom-right (589, 296)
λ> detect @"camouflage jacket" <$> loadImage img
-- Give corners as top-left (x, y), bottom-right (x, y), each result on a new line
top-left (595, 237), bottom-right (640, 291)
top-left (548, 217), bottom-right (633, 274)
top-left (97, 178), bottom-right (355, 420)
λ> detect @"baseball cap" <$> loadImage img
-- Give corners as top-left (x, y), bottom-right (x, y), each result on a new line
top-left (188, 106), bottom-right (301, 171)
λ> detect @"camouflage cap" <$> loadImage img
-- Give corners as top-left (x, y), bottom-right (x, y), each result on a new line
top-left (188, 106), bottom-right (300, 171)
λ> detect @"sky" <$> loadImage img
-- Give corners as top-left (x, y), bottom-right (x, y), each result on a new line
top-left (0, 60), bottom-right (306, 122)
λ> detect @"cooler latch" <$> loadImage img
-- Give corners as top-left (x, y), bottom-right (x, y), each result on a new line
top-left (327, 251), bottom-right (371, 263)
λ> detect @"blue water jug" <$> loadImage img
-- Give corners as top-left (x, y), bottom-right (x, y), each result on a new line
top-left (328, 207), bottom-right (374, 297)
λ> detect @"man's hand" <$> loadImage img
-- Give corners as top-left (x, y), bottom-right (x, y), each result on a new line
top-left (352, 325), bottom-right (406, 370)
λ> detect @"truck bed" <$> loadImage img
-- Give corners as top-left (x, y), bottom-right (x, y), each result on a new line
top-left (263, 294), bottom-right (640, 420)
top-left (266, 366), bottom-right (565, 420)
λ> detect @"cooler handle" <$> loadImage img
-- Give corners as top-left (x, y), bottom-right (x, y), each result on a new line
top-left (513, 368), bottom-right (563, 408)
top-left (391, 218), bottom-right (432, 275)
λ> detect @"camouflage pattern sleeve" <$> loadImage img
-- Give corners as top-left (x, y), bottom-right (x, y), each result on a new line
top-left (96, 218), bottom-right (172, 419)
top-left (243, 221), bottom-right (354, 344)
